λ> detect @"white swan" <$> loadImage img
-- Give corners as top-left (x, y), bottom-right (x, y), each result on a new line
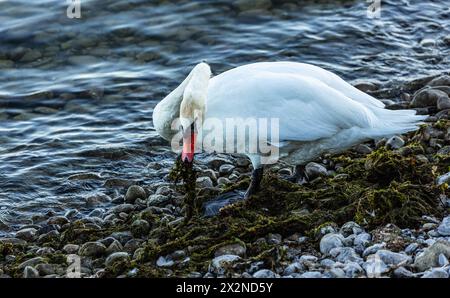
top-left (153, 62), bottom-right (426, 197)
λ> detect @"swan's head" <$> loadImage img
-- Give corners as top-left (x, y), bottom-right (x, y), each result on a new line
top-left (179, 62), bottom-right (211, 163)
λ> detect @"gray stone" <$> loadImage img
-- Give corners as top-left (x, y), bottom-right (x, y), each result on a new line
top-left (196, 176), bottom-right (214, 188)
top-left (411, 89), bottom-right (449, 108)
top-left (437, 96), bottom-right (450, 110)
top-left (437, 216), bottom-right (450, 236)
top-left (325, 268), bottom-right (346, 278)
top-left (386, 136), bottom-right (405, 149)
top-left (18, 257), bottom-right (45, 269)
top-left (343, 262), bottom-right (363, 278)
top-left (305, 162), bottom-right (328, 179)
top-left (421, 268), bottom-right (449, 278)
top-left (106, 240), bottom-right (123, 255)
top-left (79, 241), bottom-right (106, 257)
top-left (299, 271), bottom-right (322, 278)
top-left (266, 233), bottom-right (282, 245)
top-left (320, 233), bottom-right (344, 255)
top-left (330, 247), bottom-right (362, 264)
top-left (340, 221), bottom-right (363, 236)
top-left (438, 253), bottom-right (449, 267)
top-left (219, 164), bottom-right (235, 175)
top-left (35, 263), bottom-right (57, 276)
top-left (105, 252), bottom-right (130, 268)
top-left (405, 243), bottom-right (420, 255)
top-left (23, 266), bottom-right (39, 278)
top-left (15, 228), bottom-right (37, 241)
top-left (427, 75), bottom-right (450, 87)
top-left (363, 243), bottom-right (386, 257)
top-left (215, 243), bottom-right (246, 257)
top-left (299, 255), bottom-right (318, 268)
top-left (147, 194), bottom-right (170, 206)
top-left (47, 215), bottom-right (69, 225)
top-left (283, 262), bottom-right (304, 276)
top-left (354, 144), bottom-right (373, 155)
top-left (62, 244), bottom-right (80, 254)
top-left (393, 267), bottom-right (414, 278)
top-left (209, 255), bottom-right (241, 274)
top-left (111, 204), bottom-right (134, 214)
top-left (131, 219), bottom-right (150, 237)
top-left (375, 250), bottom-right (411, 266)
top-left (20, 50), bottom-right (42, 62)
top-left (354, 232), bottom-right (371, 247)
top-left (253, 269), bottom-right (276, 278)
top-left (363, 256), bottom-right (389, 277)
top-left (414, 240), bottom-right (450, 271)
top-left (125, 185), bottom-right (146, 203)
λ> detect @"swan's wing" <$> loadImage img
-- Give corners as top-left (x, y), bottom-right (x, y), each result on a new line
top-left (207, 71), bottom-right (376, 142)
top-left (219, 61), bottom-right (385, 109)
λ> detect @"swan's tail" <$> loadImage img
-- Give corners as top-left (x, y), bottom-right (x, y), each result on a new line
top-left (365, 108), bottom-right (427, 138)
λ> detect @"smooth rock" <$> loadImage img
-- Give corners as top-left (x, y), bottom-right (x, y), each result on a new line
top-left (209, 255), bottom-right (241, 274)
top-left (219, 164), bottom-right (235, 175)
top-left (393, 267), bottom-right (414, 278)
top-left (421, 268), bottom-right (449, 278)
top-left (18, 257), bottom-right (45, 269)
top-left (305, 162), bottom-right (328, 179)
top-left (386, 136), bottom-right (405, 149)
top-left (363, 243), bottom-right (386, 257)
top-left (253, 269), bottom-right (276, 278)
top-left (79, 242), bottom-right (106, 257)
top-left (427, 75), bottom-right (450, 87)
top-left (131, 219), bottom-right (150, 237)
top-left (411, 89), bottom-right (449, 108)
top-left (438, 253), bottom-right (449, 267)
top-left (363, 256), bottom-right (389, 277)
top-left (196, 177), bottom-right (214, 188)
top-left (15, 228), bottom-right (37, 241)
top-left (299, 271), bottom-right (322, 278)
top-left (330, 247), bottom-right (362, 264)
top-left (23, 266), bottom-right (39, 278)
top-left (105, 252), bottom-right (130, 268)
top-left (375, 250), bottom-right (411, 266)
top-left (354, 232), bottom-right (371, 247)
top-left (214, 243), bottom-right (246, 257)
top-left (283, 262), bottom-right (304, 276)
top-left (343, 262), bottom-right (363, 278)
top-left (63, 244), bottom-right (80, 254)
top-left (437, 216), bottom-right (450, 237)
top-left (156, 255), bottom-right (174, 267)
top-left (413, 241), bottom-right (450, 271)
top-left (340, 221), bottom-right (363, 236)
top-left (125, 185), bottom-right (146, 203)
top-left (320, 233), bottom-right (344, 255)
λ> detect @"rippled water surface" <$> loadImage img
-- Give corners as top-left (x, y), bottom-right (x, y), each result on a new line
top-left (0, 0), bottom-right (449, 234)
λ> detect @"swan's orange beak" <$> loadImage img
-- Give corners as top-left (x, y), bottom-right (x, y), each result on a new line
top-left (181, 127), bottom-right (196, 163)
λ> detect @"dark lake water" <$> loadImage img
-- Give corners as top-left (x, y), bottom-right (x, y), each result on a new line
top-left (0, 0), bottom-right (449, 235)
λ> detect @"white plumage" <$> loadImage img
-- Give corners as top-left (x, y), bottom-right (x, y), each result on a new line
top-left (153, 61), bottom-right (426, 170)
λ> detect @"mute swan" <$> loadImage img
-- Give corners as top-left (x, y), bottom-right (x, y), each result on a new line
top-left (153, 62), bottom-right (426, 199)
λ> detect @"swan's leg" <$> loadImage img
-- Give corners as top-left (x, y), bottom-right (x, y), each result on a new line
top-left (244, 167), bottom-right (264, 199)
top-left (286, 165), bottom-right (309, 184)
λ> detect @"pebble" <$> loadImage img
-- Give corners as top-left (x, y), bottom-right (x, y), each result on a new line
top-left (421, 268), bottom-right (449, 278)
top-left (196, 176), bottom-right (214, 188)
top-left (374, 250), bottom-right (411, 266)
top-left (63, 244), bottom-right (80, 254)
top-left (214, 243), bottom-right (246, 258)
top-left (438, 253), bottom-right (449, 267)
top-left (305, 162), bottom-right (328, 180)
top-left (131, 219), bottom-right (150, 237)
top-left (156, 256), bottom-right (174, 268)
top-left (283, 262), bottom-right (304, 276)
top-left (354, 232), bottom-right (371, 247)
top-left (124, 185), bottom-right (146, 203)
top-left (253, 269), bottom-right (276, 278)
top-left (330, 247), bottom-right (362, 264)
top-left (105, 252), bottom-right (130, 268)
top-left (79, 241), bottom-right (106, 257)
top-left (413, 240), bottom-right (450, 271)
top-left (23, 266), bottom-right (40, 278)
top-left (427, 75), bottom-right (450, 87)
top-left (219, 164), bottom-right (235, 175)
top-left (320, 233), bottom-right (344, 255)
top-left (147, 194), bottom-right (170, 206)
top-left (437, 216), bottom-right (450, 236)
top-left (15, 228), bottom-right (37, 241)
top-left (386, 136), bottom-right (405, 149)
top-left (209, 255), bottom-right (241, 274)
top-left (411, 89), bottom-right (449, 108)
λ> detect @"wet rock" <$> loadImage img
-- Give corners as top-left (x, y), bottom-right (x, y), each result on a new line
top-left (354, 232), bottom-right (371, 247)
top-left (79, 241), bottom-right (106, 257)
top-left (63, 244), bottom-right (80, 254)
top-left (283, 262), bottom-right (304, 276)
top-left (325, 268), bottom-right (346, 278)
top-left (209, 255), bottom-right (241, 274)
top-left (35, 264), bottom-right (57, 276)
top-left (86, 194), bottom-right (111, 207)
top-left (253, 269), bottom-right (276, 278)
top-left (437, 216), bottom-right (450, 235)
top-left (437, 96), bottom-right (450, 110)
top-left (196, 176), bottom-right (214, 188)
top-left (217, 177), bottom-right (231, 186)
top-left (147, 194), bottom-right (170, 206)
top-left (354, 144), bottom-right (373, 155)
top-left (421, 268), bottom-right (449, 278)
top-left (427, 75), bottom-right (450, 87)
top-left (219, 164), bottom-right (235, 175)
top-left (15, 228), bottom-right (37, 241)
top-left (235, 157), bottom-right (250, 167)
top-left (437, 173), bottom-right (450, 186)
top-left (299, 255), bottom-right (318, 269)
top-left (414, 240), bottom-right (450, 271)
top-left (23, 266), bottom-right (39, 278)
top-left (343, 262), bottom-right (363, 278)
top-left (266, 233), bottom-right (282, 245)
top-left (105, 252), bottom-right (130, 268)
top-left (340, 221), bottom-right (363, 236)
top-left (305, 162), bottom-right (328, 179)
top-left (405, 243), bottom-right (420, 255)
top-left (375, 250), bottom-right (411, 266)
top-left (111, 204), bottom-right (134, 214)
top-left (125, 185), bottom-right (146, 204)
top-left (106, 240), bottom-right (123, 255)
top-left (300, 271), bottom-right (322, 278)
top-left (438, 253), bottom-right (449, 267)
top-left (386, 136), bottom-right (405, 149)
top-left (214, 243), bottom-right (246, 258)
top-left (411, 89), bottom-right (449, 108)
top-left (330, 247), bottom-right (362, 264)
top-left (131, 219), bottom-right (150, 237)
top-left (47, 216), bottom-right (69, 226)
top-left (110, 231), bottom-right (133, 245)
top-left (320, 233), bottom-right (344, 255)
top-left (393, 267), bottom-right (414, 278)
top-left (18, 257), bottom-right (45, 269)
top-left (353, 82), bottom-right (379, 92)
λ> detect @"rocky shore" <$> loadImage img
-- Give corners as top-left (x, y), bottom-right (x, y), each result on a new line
top-left (1, 73), bottom-right (450, 278)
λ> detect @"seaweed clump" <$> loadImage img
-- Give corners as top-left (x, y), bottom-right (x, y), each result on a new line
top-left (168, 155), bottom-right (199, 220)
